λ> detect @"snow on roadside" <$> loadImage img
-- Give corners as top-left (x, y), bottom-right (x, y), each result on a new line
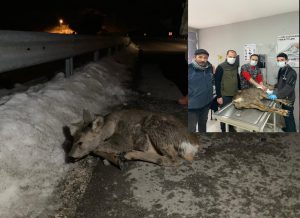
top-left (0, 43), bottom-right (138, 217)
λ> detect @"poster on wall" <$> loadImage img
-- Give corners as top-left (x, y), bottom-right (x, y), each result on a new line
top-left (188, 31), bottom-right (198, 64)
top-left (277, 34), bottom-right (299, 67)
top-left (244, 44), bottom-right (257, 61)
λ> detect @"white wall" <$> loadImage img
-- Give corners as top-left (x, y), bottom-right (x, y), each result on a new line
top-left (197, 11), bottom-right (299, 131)
top-left (188, 27), bottom-right (198, 64)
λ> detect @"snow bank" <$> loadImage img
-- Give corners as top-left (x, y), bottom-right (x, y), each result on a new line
top-left (0, 43), bottom-right (138, 217)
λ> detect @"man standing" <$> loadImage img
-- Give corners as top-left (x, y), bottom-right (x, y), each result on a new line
top-left (215, 50), bottom-right (241, 132)
top-left (240, 54), bottom-right (267, 91)
top-left (267, 53), bottom-right (297, 132)
top-left (188, 49), bottom-right (213, 132)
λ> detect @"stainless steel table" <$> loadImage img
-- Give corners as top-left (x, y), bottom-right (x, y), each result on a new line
top-left (214, 100), bottom-right (277, 132)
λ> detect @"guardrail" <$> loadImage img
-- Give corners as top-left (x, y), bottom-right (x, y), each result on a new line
top-left (0, 30), bottom-right (130, 77)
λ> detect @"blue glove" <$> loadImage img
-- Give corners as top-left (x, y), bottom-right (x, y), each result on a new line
top-left (268, 94), bottom-right (277, 100)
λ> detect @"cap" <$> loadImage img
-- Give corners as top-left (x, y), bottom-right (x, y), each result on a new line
top-left (194, 49), bottom-right (209, 56)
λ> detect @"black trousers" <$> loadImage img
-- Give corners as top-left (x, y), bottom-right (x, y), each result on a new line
top-left (282, 103), bottom-right (297, 132)
top-left (188, 104), bottom-right (210, 132)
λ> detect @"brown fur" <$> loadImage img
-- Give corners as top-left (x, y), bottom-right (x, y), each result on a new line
top-left (67, 109), bottom-right (202, 169)
top-left (232, 88), bottom-right (291, 116)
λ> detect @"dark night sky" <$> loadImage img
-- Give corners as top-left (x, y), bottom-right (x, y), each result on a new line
top-left (0, 0), bottom-right (186, 35)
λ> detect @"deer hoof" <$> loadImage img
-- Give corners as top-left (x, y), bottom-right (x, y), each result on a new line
top-left (118, 152), bottom-right (127, 161)
top-left (282, 110), bottom-right (289, 117)
top-left (118, 159), bottom-right (129, 171)
top-left (117, 152), bottom-right (129, 171)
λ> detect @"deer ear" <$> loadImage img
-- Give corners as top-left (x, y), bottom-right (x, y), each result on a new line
top-left (83, 109), bottom-right (93, 125)
top-left (71, 120), bottom-right (84, 128)
top-left (92, 116), bottom-right (104, 131)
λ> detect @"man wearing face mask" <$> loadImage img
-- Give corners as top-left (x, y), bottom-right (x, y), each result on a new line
top-left (215, 50), bottom-right (241, 132)
top-left (240, 54), bottom-right (266, 91)
top-left (267, 53), bottom-right (297, 132)
top-left (188, 49), bottom-right (213, 132)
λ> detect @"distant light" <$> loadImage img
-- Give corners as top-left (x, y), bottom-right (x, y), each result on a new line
top-left (168, 32), bottom-right (173, 36)
top-left (59, 19), bottom-right (63, 24)
top-left (144, 33), bottom-right (147, 37)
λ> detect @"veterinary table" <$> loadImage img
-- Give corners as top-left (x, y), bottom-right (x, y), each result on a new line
top-left (214, 100), bottom-right (277, 132)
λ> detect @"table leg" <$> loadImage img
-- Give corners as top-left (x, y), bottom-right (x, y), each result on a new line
top-left (225, 123), bottom-right (229, 132)
top-left (273, 111), bottom-right (276, 132)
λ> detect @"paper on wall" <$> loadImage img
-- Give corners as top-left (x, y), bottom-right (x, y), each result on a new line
top-left (244, 44), bottom-right (257, 61)
top-left (277, 34), bottom-right (299, 67)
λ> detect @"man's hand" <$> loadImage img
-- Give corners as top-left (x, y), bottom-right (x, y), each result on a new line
top-left (261, 85), bottom-right (267, 91)
top-left (217, 97), bottom-right (223, 105)
top-left (257, 85), bottom-right (267, 91)
top-left (268, 94), bottom-right (277, 100)
top-left (266, 89), bottom-right (273, 95)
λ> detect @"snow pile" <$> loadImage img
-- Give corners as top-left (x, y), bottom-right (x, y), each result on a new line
top-left (0, 44), bottom-right (137, 217)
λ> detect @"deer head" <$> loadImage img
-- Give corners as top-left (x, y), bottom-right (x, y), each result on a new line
top-left (68, 109), bottom-right (105, 161)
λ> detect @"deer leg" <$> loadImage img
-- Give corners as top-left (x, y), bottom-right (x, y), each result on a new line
top-left (254, 100), bottom-right (289, 116)
top-left (152, 143), bottom-right (179, 164)
top-left (124, 151), bottom-right (176, 166)
top-left (249, 103), bottom-right (288, 116)
top-left (126, 134), bottom-right (179, 166)
top-left (93, 150), bottom-right (119, 165)
top-left (91, 129), bottom-right (133, 165)
top-left (259, 92), bottom-right (292, 107)
top-left (93, 149), bottom-right (129, 171)
top-left (274, 99), bottom-right (292, 106)
top-left (250, 102), bottom-right (271, 112)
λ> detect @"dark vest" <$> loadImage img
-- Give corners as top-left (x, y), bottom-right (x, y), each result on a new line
top-left (220, 62), bottom-right (238, 96)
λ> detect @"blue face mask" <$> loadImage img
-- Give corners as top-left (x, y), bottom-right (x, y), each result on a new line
top-left (277, 61), bottom-right (286, 68)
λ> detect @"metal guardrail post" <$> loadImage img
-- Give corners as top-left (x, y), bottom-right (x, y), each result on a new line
top-left (65, 57), bottom-right (73, 77)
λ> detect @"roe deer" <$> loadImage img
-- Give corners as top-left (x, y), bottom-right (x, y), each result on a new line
top-left (64, 109), bottom-right (202, 169)
top-left (232, 88), bottom-right (291, 116)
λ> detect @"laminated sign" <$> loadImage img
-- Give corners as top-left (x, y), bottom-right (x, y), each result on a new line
top-left (244, 44), bottom-right (256, 61)
top-left (277, 34), bottom-right (299, 67)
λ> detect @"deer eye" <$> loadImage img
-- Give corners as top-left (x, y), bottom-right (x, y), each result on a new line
top-left (77, 142), bottom-right (83, 148)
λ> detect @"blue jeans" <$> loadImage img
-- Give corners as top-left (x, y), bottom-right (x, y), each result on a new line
top-left (188, 104), bottom-right (210, 132)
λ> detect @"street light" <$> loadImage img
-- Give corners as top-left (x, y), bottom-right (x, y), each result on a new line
top-left (59, 19), bottom-right (63, 25)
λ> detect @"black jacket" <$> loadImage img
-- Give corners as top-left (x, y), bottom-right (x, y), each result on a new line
top-left (274, 65), bottom-right (297, 101)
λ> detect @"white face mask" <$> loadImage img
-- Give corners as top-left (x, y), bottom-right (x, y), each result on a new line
top-left (250, 60), bottom-right (258, 66)
top-left (277, 61), bottom-right (286, 68)
top-left (227, 57), bottom-right (236, 64)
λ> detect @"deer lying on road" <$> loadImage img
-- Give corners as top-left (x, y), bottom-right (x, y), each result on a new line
top-left (63, 109), bottom-right (202, 169)
top-left (232, 88), bottom-right (291, 116)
